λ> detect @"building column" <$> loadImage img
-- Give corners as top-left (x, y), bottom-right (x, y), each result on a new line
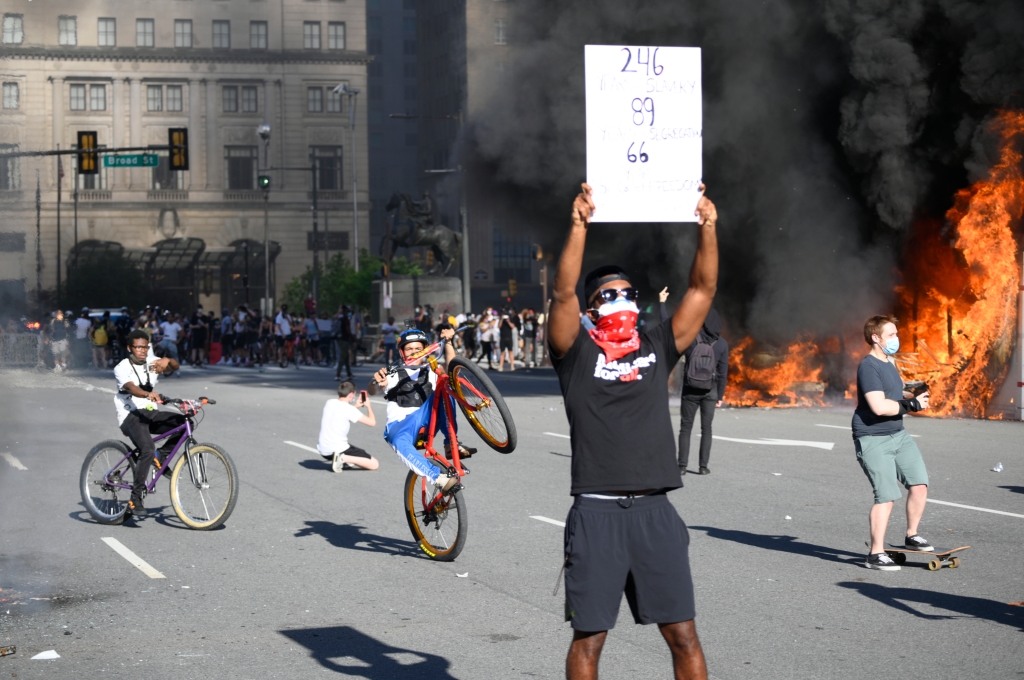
top-left (128, 78), bottom-right (142, 189)
top-left (189, 79), bottom-right (204, 189)
top-left (50, 77), bottom-right (64, 190)
top-left (205, 79), bottom-right (219, 189)
top-left (112, 79), bottom-right (126, 189)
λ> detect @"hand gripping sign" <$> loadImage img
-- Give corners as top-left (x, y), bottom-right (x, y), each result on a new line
top-left (585, 45), bottom-right (702, 223)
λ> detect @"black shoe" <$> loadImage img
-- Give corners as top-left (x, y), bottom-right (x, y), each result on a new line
top-left (904, 534), bottom-right (934, 552)
top-left (866, 552), bottom-right (901, 571)
top-left (127, 498), bottom-right (147, 517)
top-left (679, 466), bottom-right (687, 476)
top-left (698, 466), bottom-right (711, 475)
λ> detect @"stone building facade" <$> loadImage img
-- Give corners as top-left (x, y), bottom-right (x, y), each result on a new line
top-left (0, 0), bottom-right (369, 315)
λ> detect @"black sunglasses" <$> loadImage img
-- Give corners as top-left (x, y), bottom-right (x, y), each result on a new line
top-left (591, 288), bottom-right (639, 306)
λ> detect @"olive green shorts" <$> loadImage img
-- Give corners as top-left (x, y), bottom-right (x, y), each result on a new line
top-left (854, 430), bottom-right (929, 504)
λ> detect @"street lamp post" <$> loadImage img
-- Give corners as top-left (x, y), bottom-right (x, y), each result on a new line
top-left (334, 84), bottom-right (361, 272)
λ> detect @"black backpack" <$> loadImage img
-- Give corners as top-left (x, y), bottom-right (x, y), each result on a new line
top-left (685, 337), bottom-right (716, 390)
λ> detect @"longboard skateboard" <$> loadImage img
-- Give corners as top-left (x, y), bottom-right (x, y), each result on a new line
top-left (884, 544), bottom-right (970, 570)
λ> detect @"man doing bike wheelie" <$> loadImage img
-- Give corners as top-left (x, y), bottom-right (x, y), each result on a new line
top-left (113, 330), bottom-right (182, 517)
top-left (368, 327), bottom-right (475, 494)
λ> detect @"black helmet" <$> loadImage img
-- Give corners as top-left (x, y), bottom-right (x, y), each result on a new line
top-left (398, 328), bottom-right (428, 350)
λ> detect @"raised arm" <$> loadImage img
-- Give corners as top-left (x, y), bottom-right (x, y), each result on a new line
top-left (671, 185), bottom-right (719, 353)
top-left (547, 183), bottom-right (595, 358)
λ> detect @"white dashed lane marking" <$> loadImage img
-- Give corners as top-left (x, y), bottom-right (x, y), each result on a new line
top-left (101, 537), bottom-right (166, 579)
top-left (928, 500), bottom-right (1024, 520)
top-left (1, 452), bottom-right (27, 470)
top-left (544, 432), bottom-right (571, 439)
top-left (284, 440), bottom-right (320, 454)
top-left (530, 516), bottom-right (566, 528)
top-left (713, 436), bottom-right (835, 451)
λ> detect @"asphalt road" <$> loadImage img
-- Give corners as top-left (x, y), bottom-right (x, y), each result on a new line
top-left (1, 361), bottom-right (1022, 679)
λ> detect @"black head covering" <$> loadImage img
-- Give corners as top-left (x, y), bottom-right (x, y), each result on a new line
top-left (584, 265), bottom-right (631, 304)
top-left (701, 308), bottom-right (722, 340)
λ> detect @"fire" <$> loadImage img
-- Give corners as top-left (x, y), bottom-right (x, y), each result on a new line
top-left (895, 110), bottom-right (1024, 417)
top-left (725, 336), bottom-right (831, 407)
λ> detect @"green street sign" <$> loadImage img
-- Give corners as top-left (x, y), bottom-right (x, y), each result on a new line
top-left (103, 154), bottom-right (159, 168)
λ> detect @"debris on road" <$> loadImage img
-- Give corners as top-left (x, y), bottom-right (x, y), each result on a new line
top-left (456, 573), bottom-right (468, 578)
top-left (31, 650), bottom-right (60, 660)
top-left (784, 516), bottom-right (792, 520)
top-left (992, 462), bottom-right (1004, 472)
top-left (0, 646), bottom-right (15, 657)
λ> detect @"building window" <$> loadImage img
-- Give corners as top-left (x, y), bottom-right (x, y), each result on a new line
top-left (166, 85), bottom-right (183, 112)
top-left (97, 18), bottom-right (116, 46)
top-left (493, 232), bottom-right (531, 283)
top-left (0, 144), bottom-right (20, 190)
top-left (368, 38), bottom-right (382, 55)
top-left (174, 20), bottom-right (192, 48)
top-left (303, 22), bottom-right (321, 49)
top-left (368, 61), bottom-right (383, 77)
top-left (403, 62), bottom-right (416, 78)
top-left (250, 21), bottom-right (267, 49)
top-left (310, 146), bottom-right (343, 191)
top-left (151, 157), bottom-right (184, 191)
top-left (75, 145), bottom-right (108, 190)
top-left (147, 85), bottom-right (163, 112)
top-left (58, 16), bottom-right (77, 46)
top-left (405, 133), bottom-right (417, 147)
top-left (241, 86), bottom-right (258, 113)
top-left (403, 18), bottom-right (416, 34)
top-left (367, 16), bottom-right (382, 34)
top-left (222, 86), bottom-right (238, 113)
top-left (328, 22), bottom-right (345, 50)
top-left (494, 18), bottom-right (507, 45)
top-left (136, 19), bottom-right (154, 47)
top-left (307, 87), bottom-right (323, 113)
top-left (212, 20), bottom-right (230, 49)
top-left (225, 146), bottom-right (257, 190)
top-left (2, 83), bottom-right (18, 109)
top-left (2, 15), bottom-right (24, 44)
top-left (69, 84), bottom-right (86, 111)
top-left (90, 84), bottom-right (106, 111)
top-left (369, 81), bottom-right (383, 101)
top-left (403, 40), bottom-right (416, 55)
top-left (327, 88), bottom-right (343, 113)
top-left (404, 83), bottom-right (417, 101)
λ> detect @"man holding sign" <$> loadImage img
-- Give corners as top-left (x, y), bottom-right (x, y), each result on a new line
top-left (549, 182), bottom-right (717, 680)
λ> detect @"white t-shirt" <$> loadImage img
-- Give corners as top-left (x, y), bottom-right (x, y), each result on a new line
top-left (275, 313), bottom-right (292, 336)
top-left (160, 321), bottom-right (182, 342)
top-left (383, 366), bottom-right (438, 424)
top-left (112, 351), bottom-right (159, 426)
top-left (316, 318), bottom-right (333, 333)
top-left (381, 322), bottom-right (399, 344)
top-left (317, 399), bottom-right (364, 456)
top-left (75, 317), bottom-right (92, 340)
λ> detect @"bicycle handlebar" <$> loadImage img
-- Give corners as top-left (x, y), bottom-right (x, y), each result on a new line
top-left (383, 326), bottom-right (470, 376)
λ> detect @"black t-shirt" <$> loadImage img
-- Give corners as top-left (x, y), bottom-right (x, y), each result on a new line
top-left (499, 317), bottom-right (514, 343)
top-left (522, 314), bottom-right (537, 338)
top-left (852, 355), bottom-right (905, 438)
top-left (551, 319), bottom-right (683, 495)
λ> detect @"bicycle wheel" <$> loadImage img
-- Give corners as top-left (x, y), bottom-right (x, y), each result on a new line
top-left (447, 356), bottom-right (517, 453)
top-left (403, 469), bottom-right (467, 561)
top-left (80, 440), bottom-right (134, 525)
top-left (168, 443), bottom-right (239, 530)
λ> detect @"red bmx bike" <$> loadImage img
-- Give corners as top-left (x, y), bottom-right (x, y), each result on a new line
top-left (394, 333), bottom-right (517, 561)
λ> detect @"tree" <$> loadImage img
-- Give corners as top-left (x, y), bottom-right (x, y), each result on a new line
top-left (62, 253), bottom-right (146, 311)
top-left (282, 249), bottom-right (382, 314)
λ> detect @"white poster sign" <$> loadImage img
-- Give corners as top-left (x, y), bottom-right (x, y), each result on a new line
top-left (585, 45), bottom-right (702, 223)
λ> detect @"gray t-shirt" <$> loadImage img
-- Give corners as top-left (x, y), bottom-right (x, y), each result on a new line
top-left (851, 355), bottom-right (904, 438)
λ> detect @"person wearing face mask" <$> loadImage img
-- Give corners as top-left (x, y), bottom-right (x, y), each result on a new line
top-left (548, 182), bottom-right (718, 680)
top-left (853, 315), bottom-right (932, 571)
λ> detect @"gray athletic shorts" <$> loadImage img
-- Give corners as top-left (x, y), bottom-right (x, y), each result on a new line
top-left (855, 430), bottom-right (929, 504)
top-left (563, 493), bottom-right (695, 632)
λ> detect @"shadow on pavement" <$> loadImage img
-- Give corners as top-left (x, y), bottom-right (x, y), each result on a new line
top-left (837, 581), bottom-right (1024, 631)
top-left (690, 526), bottom-right (864, 564)
top-left (295, 520), bottom-right (420, 557)
top-left (998, 485), bottom-right (1024, 495)
top-left (281, 625), bottom-right (457, 678)
top-left (298, 459), bottom-right (332, 471)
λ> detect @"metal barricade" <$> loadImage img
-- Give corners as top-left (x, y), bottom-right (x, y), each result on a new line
top-left (0, 334), bottom-right (45, 367)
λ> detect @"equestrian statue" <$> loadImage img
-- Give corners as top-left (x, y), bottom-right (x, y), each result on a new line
top-left (382, 192), bottom-right (462, 276)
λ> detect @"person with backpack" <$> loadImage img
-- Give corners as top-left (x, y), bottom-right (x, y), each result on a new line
top-left (677, 308), bottom-right (729, 475)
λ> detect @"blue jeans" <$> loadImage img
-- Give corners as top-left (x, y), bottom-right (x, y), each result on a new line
top-left (383, 393), bottom-right (457, 485)
top-left (157, 338), bottom-right (179, 361)
top-left (383, 342), bottom-right (398, 365)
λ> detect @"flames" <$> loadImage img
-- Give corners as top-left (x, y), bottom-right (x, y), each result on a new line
top-left (724, 110), bottom-right (1024, 417)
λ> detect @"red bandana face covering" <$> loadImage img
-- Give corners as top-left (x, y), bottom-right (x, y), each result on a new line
top-left (589, 302), bottom-right (641, 361)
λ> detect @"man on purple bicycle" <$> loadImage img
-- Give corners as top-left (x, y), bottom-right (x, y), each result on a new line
top-left (113, 330), bottom-right (181, 517)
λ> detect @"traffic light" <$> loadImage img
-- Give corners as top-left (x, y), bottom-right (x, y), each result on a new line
top-left (508, 279), bottom-right (517, 296)
top-left (168, 127), bottom-right (189, 171)
top-left (258, 175), bottom-right (271, 190)
top-left (77, 131), bottom-right (98, 175)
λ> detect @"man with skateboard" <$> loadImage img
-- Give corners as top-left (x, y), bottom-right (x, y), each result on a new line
top-left (549, 182), bottom-right (717, 680)
top-left (853, 315), bottom-right (931, 571)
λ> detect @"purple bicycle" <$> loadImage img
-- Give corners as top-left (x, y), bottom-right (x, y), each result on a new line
top-left (79, 397), bottom-right (239, 530)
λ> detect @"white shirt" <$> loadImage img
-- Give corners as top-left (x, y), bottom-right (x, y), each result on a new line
top-left (316, 318), bottom-right (333, 333)
top-left (381, 322), bottom-right (399, 343)
top-left (275, 313), bottom-right (292, 336)
top-left (383, 366), bottom-right (438, 424)
top-left (112, 351), bottom-right (159, 426)
top-left (74, 317), bottom-right (92, 340)
top-left (160, 321), bottom-right (182, 342)
top-left (317, 399), bottom-right (364, 456)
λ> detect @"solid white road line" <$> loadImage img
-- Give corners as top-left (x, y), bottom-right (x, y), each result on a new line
top-left (1, 452), bottom-right (27, 470)
top-left (530, 515), bottom-right (566, 527)
top-left (544, 432), bottom-right (571, 439)
top-left (101, 537), bottom-right (166, 579)
top-left (284, 440), bottom-right (320, 455)
top-left (712, 436), bottom-right (835, 451)
top-left (815, 423), bottom-right (919, 437)
top-left (929, 499), bottom-right (1024, 520)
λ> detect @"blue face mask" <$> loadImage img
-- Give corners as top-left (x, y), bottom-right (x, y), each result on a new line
top-left (879, 336), bottom-right (899, 355)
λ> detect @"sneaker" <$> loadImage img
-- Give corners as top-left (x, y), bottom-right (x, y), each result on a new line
top-left (698, 466), bottom-right (711, 475)
top-left (905, 534), bottom-right (934, 552)
top-left (434, 474), bottom-right (459, 494)
top-left (444, 443), bottom-right (477, 460)
top-left (332, 452), bottom-right (345, 473)
top-left (679, 466), bottom-right (687, 476)
top-left (866, 552), bottom-right (900, 571)
top-left (127, 498), bottom-right (147, 517)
